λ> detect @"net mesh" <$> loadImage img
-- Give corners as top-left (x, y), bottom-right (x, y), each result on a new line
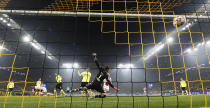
top-left (0, 0), bottom-right (210, 108)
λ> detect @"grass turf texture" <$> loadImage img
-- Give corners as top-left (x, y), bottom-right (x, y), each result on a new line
top-left (0, 95), bottom-right (209, 108)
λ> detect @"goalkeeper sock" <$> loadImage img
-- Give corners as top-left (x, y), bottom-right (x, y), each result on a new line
top-left (182, 91), bottom-right (184, 95)
top-left (95, 95), bottom-right (106, 98)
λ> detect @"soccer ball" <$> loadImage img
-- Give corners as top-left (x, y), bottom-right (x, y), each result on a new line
top-left (173, 16), bottom-right (186, 27)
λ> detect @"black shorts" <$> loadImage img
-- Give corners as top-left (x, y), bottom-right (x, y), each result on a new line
top-left (80, 82), bottom-right (88, 87)
top-left (87, 82), bottom-right (105, 93)
top-left (181, 87), bottom-right (186, 91)
top-left (9, 88), bottom-right (13, 92)
top-left (56, 82), bottom-right (63, 90)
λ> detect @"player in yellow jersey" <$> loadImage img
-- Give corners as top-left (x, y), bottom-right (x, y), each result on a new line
top-left (7, 80), bottom-right (14, 96)
top-left (78, 68), bottom-right (92, 97)
top-left (35, 78), bottom-right (42, 96)
top-left (54, 73), bottom-right (66, 97)
top-left (180, 78), bottom-right (188, 95)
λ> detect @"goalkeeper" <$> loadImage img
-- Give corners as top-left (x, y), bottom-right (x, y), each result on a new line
top-left (180, 78), bottom-right (188, 95)
top-left (7, 80), bottom-right (14, 96)
top-left (71, 53), bottom-right (119, 98)
top-left (78, 68), bottom-right (92, 97)
top-left (54, 73), bottom-right (66, 97)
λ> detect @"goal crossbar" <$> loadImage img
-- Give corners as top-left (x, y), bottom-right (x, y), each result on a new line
top-left (0, 10), bottom-right (209, 19)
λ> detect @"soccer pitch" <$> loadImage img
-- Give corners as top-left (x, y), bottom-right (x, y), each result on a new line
top-left (0, 95), bottom-right (209, 108)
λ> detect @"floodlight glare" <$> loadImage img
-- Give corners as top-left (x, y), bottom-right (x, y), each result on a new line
top-left (125, 64), bottom-right (134, 68)
top-left (182, 27), bottom-right (186, 30)
top-left (41, 51), bottom-right (45, 54)
top-left (7, 23), bottom-right (11, 26)
top-left (118, 64), bottom-right (123, 68)
top-left (197, 43), bottom-right (201, 46)
top-left (193, 48), bottom-right (198, 51)
top-left (167, 37), bottom-right (173, 43)
top-left (0, 46), bottom-right (4, 50)
top-left (155, 44), bottom-right (164, 52)
top-left (31, 43), bottom-right (40, 49)
top-left (23, 36), bottom-right (30, 42)
top-left (63, 63), bottom-right (72, 68)
top-left (3, 20), bottom-right (7, 23)
top-left (73, 63), bottom-right (79, 68)
top-left (48, 56), bottom-right (53, 60)
top-left (186, 48), bottom-right (192, 52)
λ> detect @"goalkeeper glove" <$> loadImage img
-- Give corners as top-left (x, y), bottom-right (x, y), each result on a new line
top-left (105, 82), bottom-right (109, 86)
top-left (93, 53), bottom-right (97, 61)
top-left (113, 87), bottom-right (119, 92)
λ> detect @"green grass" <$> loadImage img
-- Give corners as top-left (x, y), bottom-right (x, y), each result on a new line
top-left (0, 95), bottom-right (209, 108)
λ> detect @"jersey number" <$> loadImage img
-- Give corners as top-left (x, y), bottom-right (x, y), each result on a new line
top-left (97, 75), bottom-right (102, 81)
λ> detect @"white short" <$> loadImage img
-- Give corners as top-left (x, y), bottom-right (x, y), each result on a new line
top-left (103, 84), bottom-right (109, 92)
top-left (35, 86), bottom-right (47, 92)
top-left (35, 86), bottom-right (41, 90)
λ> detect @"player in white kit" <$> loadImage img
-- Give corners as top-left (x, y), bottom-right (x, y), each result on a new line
top-left (103, 73), bottom-right (112, 92)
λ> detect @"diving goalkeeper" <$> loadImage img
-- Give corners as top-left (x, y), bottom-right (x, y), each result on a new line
top-left (71, 53), bottom-right (119, 98)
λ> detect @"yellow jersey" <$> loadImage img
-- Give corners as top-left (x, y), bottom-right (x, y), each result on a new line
top-left (36, 81), bottom-right (42, 87)
top-left (180, 80), bottom-right (187, 87)
top-left (7, 82), bottom-right (14, 88)
top-left (56, 75), bottom-right (62, 83)
top-left (78, 71), bottom-right (91, 82)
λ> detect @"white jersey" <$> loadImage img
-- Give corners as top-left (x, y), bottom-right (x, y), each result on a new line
top-left (103, 73), bottom-right (111, 92)
top-left (35, 86), bottom-right (47, 93)
top-left (103, 79), bottom-right (110, 92)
